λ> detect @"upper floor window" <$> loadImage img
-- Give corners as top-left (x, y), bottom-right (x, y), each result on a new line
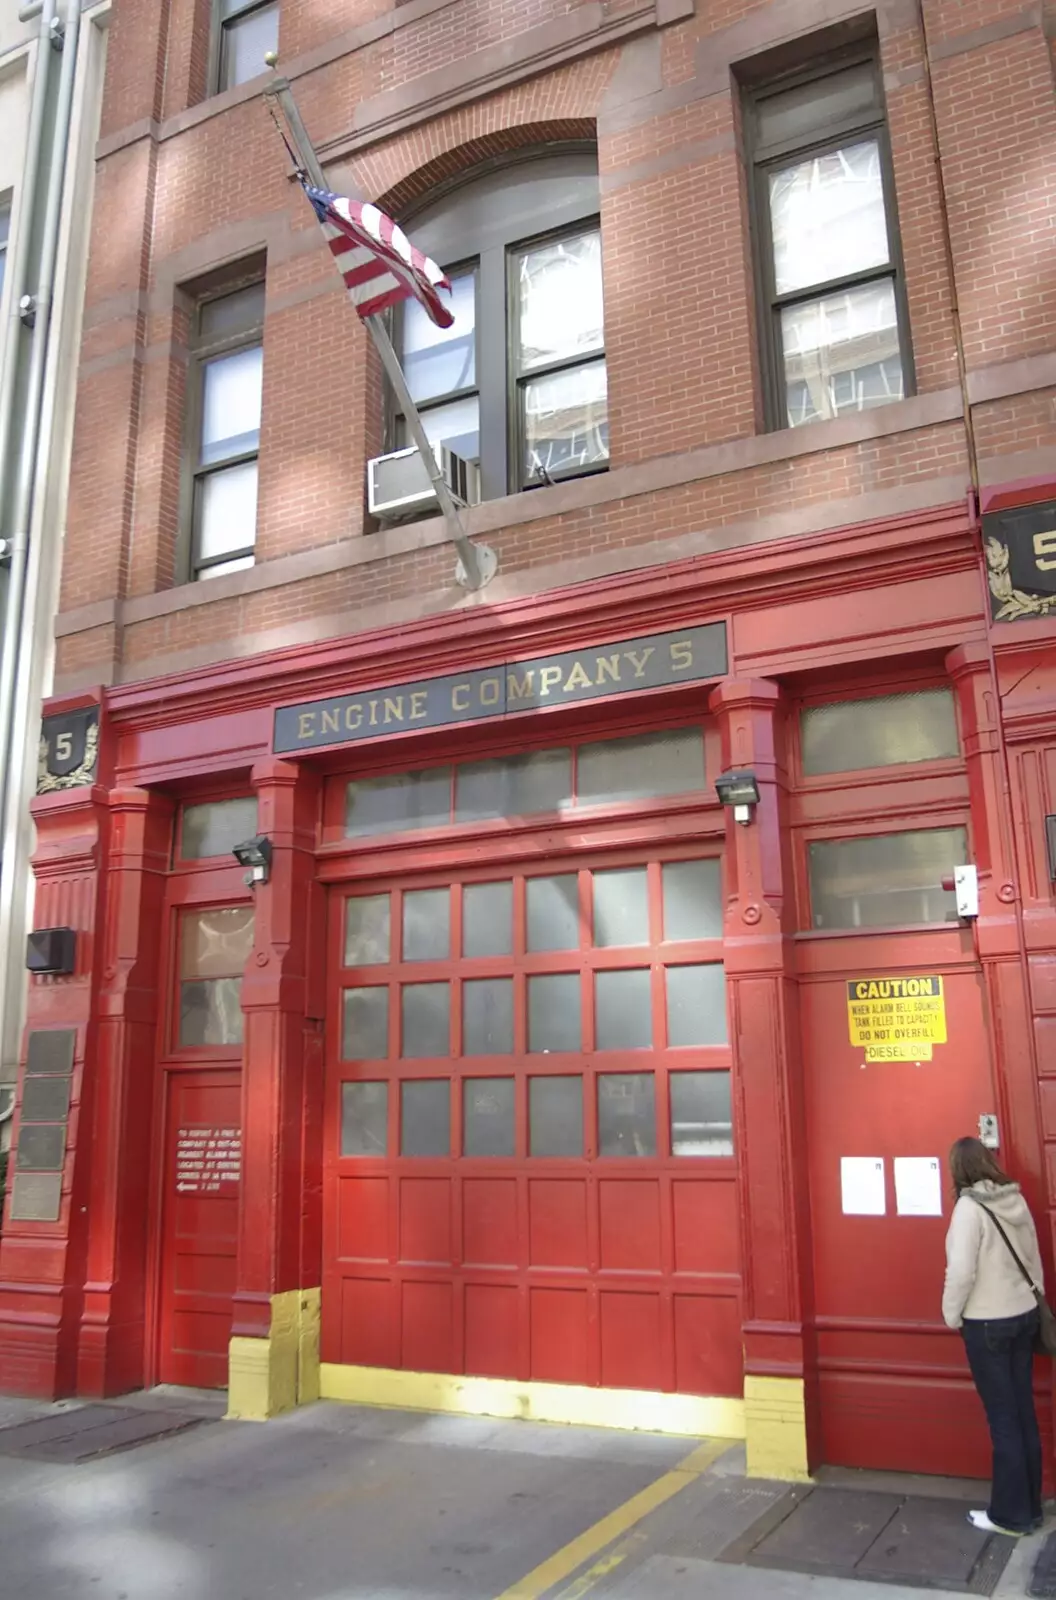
top-left (216, 0), bottom-right (278, 93)
top-left (187, 277), bottom-right (264, 581)
top-left (744, 45), bottom-right (912, 431)
top-left (391, 150), bottom-right (607, 503)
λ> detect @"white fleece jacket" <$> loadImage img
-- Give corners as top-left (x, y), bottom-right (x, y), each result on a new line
top-left (942, 1179), bottom-right (1044, 1329)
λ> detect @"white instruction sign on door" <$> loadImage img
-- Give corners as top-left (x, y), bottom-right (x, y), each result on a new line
top-left (894, 1156), bottom-right (943, 1217)
top-left (841, 1157), bottom-right (886, 1216)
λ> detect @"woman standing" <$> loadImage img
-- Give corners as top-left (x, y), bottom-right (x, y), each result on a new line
top-left (943, 1136), bottom-right (1044, 1536)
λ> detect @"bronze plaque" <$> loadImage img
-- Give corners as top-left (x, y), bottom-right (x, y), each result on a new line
top-left (16, 1124), bottom-right (65, 1171)
top-left (9, 1173), bottom-right (62, 1222)
top-left (37, 705), bottom-right (100, 794)
top-left (20, 1077), bottom-right (71, 1123)
top-left (25, 1029), bottom-right (75, 1076)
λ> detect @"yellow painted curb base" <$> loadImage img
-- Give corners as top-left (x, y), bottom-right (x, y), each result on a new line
top-left (319, 1361), bottom-right (745, 1439)
top-left (744, 1374), bottom-right (810, 1481)
top-left (226, 1287), bottom-right (322, 1421)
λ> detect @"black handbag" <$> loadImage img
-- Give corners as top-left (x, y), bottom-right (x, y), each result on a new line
top-left (966, 1193), bottom-right (1056, 1357)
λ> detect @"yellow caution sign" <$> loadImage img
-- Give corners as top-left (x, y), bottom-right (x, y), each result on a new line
top-left (846, 976), bottom-right (946, 1060)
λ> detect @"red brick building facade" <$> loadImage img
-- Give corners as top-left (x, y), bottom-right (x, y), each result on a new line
top-left (3, 0), bottom-right (1056, 1480)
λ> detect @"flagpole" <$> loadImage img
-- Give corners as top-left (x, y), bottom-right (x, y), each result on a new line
top-left (263, 69), bottom-right (496, 593)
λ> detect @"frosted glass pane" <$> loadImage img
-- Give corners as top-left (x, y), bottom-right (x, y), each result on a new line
top-left (180, 907), bottom-right (254, 978)
top-left (662, 860), bottom-right (723, 941)
top-left (342, 987), bottom-right (389, 1060)
top-left (197, 460), bottom-right (258, 561)
top-left (516, 229), bottom-right (604, 372)
top-left (528, 974), bottom-right (580, 1053)
top-left (527, 874), bottom-right (580, 951)
top-left (201, 346), bottom-right (262, 462)
top-left (595, 969), bottom-right (652, 1050)
top-left (782, 278), bottom-right (903, 428)
top-left (345, 895), bottom-right (391, 966)
top-left (180, 796), bottom-right (257, 860)
top-left (529, 1077), bottom-right (583, 1157)
top-left (463, 1078), bottom-right (515, 1157)
top-left (665, 965), bottom-right (728, 1047)
top-left (346, 768), bottom-right (451, 838)
top-left (341, 1082), bottom-right (388, 1157)
top-left (593, 868), bottom-right (649, 947)
top-left (403, 271), bottom-right (476, 403)
top-left (401, 982), bottom-right (450, 1058)
top-left (769, 139), bottom-right (889, 296)
top-left (463, 979), bottom-right (514, 1056)
top-left (577, 729), bottom-right (704, 806)
top-left (462, 882), bottom-right (513, 958)
top-left (402, 888), bottom-right (450, 961)
top-left (801, 690), bottom-right (960, 775)
top-left (401, 1080), bottom-right (450, 1157)
top-left (809, 828), bottom-right (967, 929)
top-left (179, 978), bottom-right (243, 1047)
top-left (670, 1072), bottom-right (733, 1157)
top-left (598, 1073), bottom-right (656, 1158)
top-left (455, 748), bottom-right (571, 822)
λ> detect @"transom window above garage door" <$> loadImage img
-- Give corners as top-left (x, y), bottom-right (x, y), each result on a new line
top-left (337, 856), bottom-right (731, 1161)
top-left (344, 727), bottom-right (705, 838)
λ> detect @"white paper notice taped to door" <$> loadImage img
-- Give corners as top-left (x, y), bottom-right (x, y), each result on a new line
top-left (841, 1157), bottom-right (886, 1216)
top-left (894, 1156), bottom-right (943, 1217)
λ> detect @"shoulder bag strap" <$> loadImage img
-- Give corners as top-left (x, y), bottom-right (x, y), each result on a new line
top-left (965, 1192), bottom-right (1040, 1296)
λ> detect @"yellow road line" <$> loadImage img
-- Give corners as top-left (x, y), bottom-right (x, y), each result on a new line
top-left (492, 1437), bottom-right (729, 1600)
top-left (552, 1532), bottom-right (647, 1599)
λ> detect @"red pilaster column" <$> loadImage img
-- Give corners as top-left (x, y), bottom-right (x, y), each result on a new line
top-left (77, 787), bottom-right (173, 1396)
top-left (228, 756), bottom-right (324, 1418)
top-left (709, 678), bottom-right (815, 1479)
top-left (0, 783), bottom-right (109, 1397)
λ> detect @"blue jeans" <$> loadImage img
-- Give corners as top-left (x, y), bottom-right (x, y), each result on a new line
top-left (962, 1309), bottom-right (1042, 1533)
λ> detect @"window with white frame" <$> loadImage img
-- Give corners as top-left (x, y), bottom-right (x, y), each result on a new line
top-left (216, 0), bottom-right (278, 93)
top-left (187, 279), bottom-right (264, 581)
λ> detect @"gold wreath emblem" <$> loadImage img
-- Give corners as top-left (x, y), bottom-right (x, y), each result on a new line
top-left (37, 720), bottom-right (99, 794)
top-left (985, 536), bottom-right (1056, 622)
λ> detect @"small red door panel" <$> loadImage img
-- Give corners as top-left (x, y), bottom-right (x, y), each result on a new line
top-left (158, 1072), bottom-right (241, 1389)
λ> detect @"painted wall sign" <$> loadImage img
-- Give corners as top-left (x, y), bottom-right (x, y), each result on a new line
top-left (273, 622), bottom-right (728, 754)
top-left (846, 976), bottom-right (946, 1063)
top-left (37, 706), bottom-right (100, 794)
top-left (175, 1127), bottom-right (242, 1194)
top-left (984, 498), bottom-right (1056, 621)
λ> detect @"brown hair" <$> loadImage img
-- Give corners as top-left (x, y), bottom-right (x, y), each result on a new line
top-left (949, 1136), bottom-right (1012, 1195)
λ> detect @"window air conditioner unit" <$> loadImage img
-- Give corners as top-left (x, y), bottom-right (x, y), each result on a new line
top-left (367, 444), bottom-right (480, 522)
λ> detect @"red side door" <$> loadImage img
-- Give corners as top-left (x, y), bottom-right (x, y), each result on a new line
top-left (158, 1071), bottom-right (241, 1388)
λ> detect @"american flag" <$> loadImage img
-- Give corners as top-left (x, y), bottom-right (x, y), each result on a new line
top-left (303, 182), bottom-right (454, 329)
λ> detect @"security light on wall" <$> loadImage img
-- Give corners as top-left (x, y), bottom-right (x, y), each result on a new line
top-left (715, 770), bottom-right (760, 826)
top-left (232, 835), bottom-right (272, 887)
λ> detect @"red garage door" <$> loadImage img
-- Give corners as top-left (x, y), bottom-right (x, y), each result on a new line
top-left (323, 848), bottom-right (741, 1398)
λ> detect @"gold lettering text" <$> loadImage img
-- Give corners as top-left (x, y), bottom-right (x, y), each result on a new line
top-left (564, 662), bottom-right (592, 691)
top-left (1033, 529), bottom-right (1056, 571)
top-left (383, 697), bottom-right (404, 724)
top-left (409, 691), bottom-right (428, 721)
top-left (507, 670), bottom-right (535, 701)
top-left (625, 647), bottom-right (655, 679)
top-left (345, 704), bottom-right (363, 731)
top-left (321, 709), bottom-right (341, 736)
top-left (596, 655), bottom-right (621, 685)
top-left (451, 683), bottom-right (471, 712)
top-left (480, 676), bottom-right (501, 706)
top-left (368, 699), bottom-right (379, 726)
top-left (538, 666), bottom-right (563, 697)
top-left (298, 711), bottom-right (317, 740)
top-left (669, 640), bottom-right (693, 672)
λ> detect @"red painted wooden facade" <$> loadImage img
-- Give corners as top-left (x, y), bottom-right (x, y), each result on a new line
top-left (3, 487), bottom-right (1056, 1480)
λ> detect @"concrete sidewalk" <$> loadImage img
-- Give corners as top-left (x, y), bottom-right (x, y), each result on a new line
top-left (0, 1393), bottom-right (1044, 1600)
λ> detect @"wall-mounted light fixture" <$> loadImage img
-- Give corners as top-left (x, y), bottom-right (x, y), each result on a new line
top-left (715, 769), bottom-right (760, 826)
top-left (232, 835), bottom-right (273, 887)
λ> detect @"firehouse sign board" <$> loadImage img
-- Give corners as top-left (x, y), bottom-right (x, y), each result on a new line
top-left (846, 976), bottom-right (947, 1063)
top-left (274, 622), bottom-right (728, 753)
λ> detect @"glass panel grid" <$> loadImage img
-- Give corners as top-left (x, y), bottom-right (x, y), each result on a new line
top-left (401, 1080), bottom-right (450, 1157)
top-left (670, 1071), bottom-right (733, 1157)
top-left (529, 1076), bottom-right (583, 1157)
top-left (598, 1073), bottom-right (656, 1158)
top-left (800, 689), bottom-right (960, 776)
top-left (808, 827), bottom-right (968, 930)
top-left (345, 895), bottom-right (391, 966)
top-left (463, 1078), bottom-right (515, 1157)
top-left (401, 982), bottom-right (451, 1058)
top-left (342, 1082), bottom-right (388, 1157)
top-left (180, 797), bottom-right (258, 861)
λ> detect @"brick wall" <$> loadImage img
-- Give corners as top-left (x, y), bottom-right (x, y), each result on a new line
top-left (53, 0), bottom-right (1056, 690)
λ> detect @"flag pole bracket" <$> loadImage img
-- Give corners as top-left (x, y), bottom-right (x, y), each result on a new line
top-left (263, 64), bottom-right (497, 594)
